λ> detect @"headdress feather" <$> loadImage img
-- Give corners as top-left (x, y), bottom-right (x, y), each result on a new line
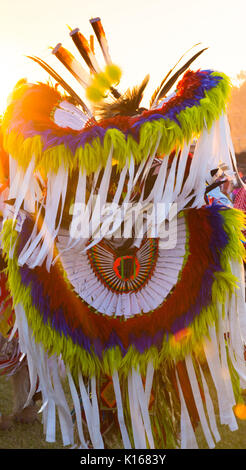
top-left (89, 17), bottom-right (112, 65)
top-left (26, 55), bottom-right (91, 115)
top-left (150, 46), bottom-right (208, 107)
top-left (96, 75), bottom-right (149, 119)
top-left (69, 27), bottom-right (100, 74)
top-left (52, 43), bottom-right (90, 88)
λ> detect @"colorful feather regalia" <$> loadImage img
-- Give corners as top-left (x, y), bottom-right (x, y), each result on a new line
top-left (1, 17), bottom-right (246, 449)
top-left (0, 137), bottom-right (23, 379)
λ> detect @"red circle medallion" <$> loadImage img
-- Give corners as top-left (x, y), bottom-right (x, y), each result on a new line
top-left (113, 255), bottom-right (140, 281)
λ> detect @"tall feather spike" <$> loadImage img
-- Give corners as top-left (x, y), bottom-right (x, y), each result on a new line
top-left (52, 43), bottom-right (90, 88)
top-left (70, 23), bottom-right (121, 100)
top-left (90, 35), bottom-right (95, 55)
top-left (69, 28), bottom-right (100, 74)
top-left (89, 17), bottom-right (112, 65)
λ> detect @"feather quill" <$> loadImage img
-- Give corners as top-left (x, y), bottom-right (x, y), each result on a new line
top-left (69, 28), bottom-right (100, 74)
top-left (26, 55), bottom-right (92, 115)
top-left (150, 43), bottom-right (201, 108)
top-left (52, 43), bottom-right (90, 88)
top-left (89, 17), bottom-right (112, 65)
top-left (150, 46), bottom-right (207, 107)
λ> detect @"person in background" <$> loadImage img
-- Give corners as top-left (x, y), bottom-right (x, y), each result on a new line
top-left (231, 173), bottom-right (245, 202)
top-left (233, 176), bottom-right (246, 243)
top-left (206, 172), bottom-right (234, 207)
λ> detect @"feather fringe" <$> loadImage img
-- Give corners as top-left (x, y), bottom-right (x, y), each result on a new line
top-left (4, 112), bottom-right (237, 268)
top-left (2, 71), bottom-right (230, 174)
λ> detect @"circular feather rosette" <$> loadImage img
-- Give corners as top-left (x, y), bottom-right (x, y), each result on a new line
top-left (3, 203), bottom-right (244, 371)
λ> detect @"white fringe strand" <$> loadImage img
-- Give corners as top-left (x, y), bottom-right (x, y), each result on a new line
top-left (176, 371), bottom-right (198, 449)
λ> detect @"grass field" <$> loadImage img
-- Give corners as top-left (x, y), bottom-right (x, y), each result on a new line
top-left (0, 375), bottom-right (63, 449)
top-left (1, 373), bottom-right (246, 450)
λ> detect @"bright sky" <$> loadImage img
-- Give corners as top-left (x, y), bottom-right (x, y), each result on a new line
top-left (0, 0), bottom-right (246, 114)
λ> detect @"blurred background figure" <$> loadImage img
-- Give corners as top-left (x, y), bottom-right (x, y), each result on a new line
top-left (206, 167), bottom-right (234, 207)
top-left (233, 176), bottom-right (246, 243)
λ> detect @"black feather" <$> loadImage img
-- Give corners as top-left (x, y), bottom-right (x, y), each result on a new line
top-left (97, 75), bottom-right (149, 119)
top-left (150, 43), bottom-right (201, 107)
top-left (26, 55), bottom-right (91, 115)
top-left (151, 47), bottom-right (208, 106)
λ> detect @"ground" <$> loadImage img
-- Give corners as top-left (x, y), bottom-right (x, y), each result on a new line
top-left (0, 375), bottom-right (63, 449)
top-left (1, 373), bottom-right (246, 449)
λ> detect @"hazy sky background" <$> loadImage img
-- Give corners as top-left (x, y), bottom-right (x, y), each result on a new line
top-left (0, 0), bottom-right (246, 113)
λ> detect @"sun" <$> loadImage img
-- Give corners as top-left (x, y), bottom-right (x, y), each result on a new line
top-left (0, 51), bottom-right (48, 116)
top-left (0, 60), bottom-right (24, 116)
top-left (0, 83), bottom-right (15, 116)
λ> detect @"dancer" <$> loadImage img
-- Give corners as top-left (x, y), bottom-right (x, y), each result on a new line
top-left (1, 18), bottom-right (246, 449)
